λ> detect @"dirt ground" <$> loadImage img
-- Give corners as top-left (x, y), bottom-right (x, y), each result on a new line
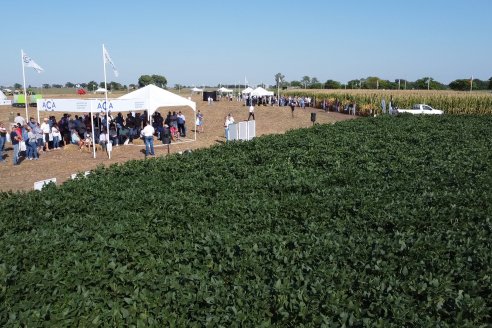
top-left (0, 93), bottom-right (357, 192)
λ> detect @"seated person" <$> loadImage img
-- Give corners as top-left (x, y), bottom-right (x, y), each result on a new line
top-left (99, 130), bottom-right (108, 151)
top-left (70, 129), bottom-right (84, 149)
top-left (118, 124), bottom-right (129, 145)
top-left (170, 125), bottom-right (179, 141)
top-left (83, 131), bottom-right (93, 148)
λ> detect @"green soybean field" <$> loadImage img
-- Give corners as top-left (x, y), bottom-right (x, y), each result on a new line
top-left (1, 115), bottom-right (491, 326)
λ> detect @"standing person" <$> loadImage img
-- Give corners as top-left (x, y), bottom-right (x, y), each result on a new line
top-left (0, 122), bottom-right (7, 163)
top-left (224, 113), bottom-right (234, 141)
top-left (196, 110), bottom-right (204, 133)
top-left (33, 123), bottom-right (44, 154)
top-left (51, 123), bottom-right (61, 150)
top-left (248, 105), bottom-right (255, 121)
top-left (14, 113), bottom-right (26, 127)
top-left (381, 98), bottom-right (386, 115)
top-left (26, 126), bottom-right (38, 160)
top-left (177, 111), bottom-right (186, 137)
top-left (289, 100), bottom-right (296, 118)
top-left (141, 122), bottom-right (155, 157)
top-left (10, 125), bottom-right (21, 165)
top-left (40, 117), bottom-right (51, 151)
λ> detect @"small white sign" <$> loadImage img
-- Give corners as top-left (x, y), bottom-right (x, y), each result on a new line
top-left (71, 171), bottom-right (91, 180)
top-left (34, 178), bottom-right (56, 190)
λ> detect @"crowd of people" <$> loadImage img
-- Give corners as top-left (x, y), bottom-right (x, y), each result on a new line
top-left (0, 108), bottom-right (202, 165)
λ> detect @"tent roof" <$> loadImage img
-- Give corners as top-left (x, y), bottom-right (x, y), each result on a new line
top-left (0, 90), bottom-right (6, 100)
top-left (251, 87), bottom-right (274, 97)
top-left (241, 87), bottom-right (254, 94)
top-left (94, 87), bottom-right (107, 93)
top-left (119, 84), bottom-right (196, 112)
top-left (217, 87), bottom-right (233, 93)
top-left (191, 87), bottom-right (203, 92)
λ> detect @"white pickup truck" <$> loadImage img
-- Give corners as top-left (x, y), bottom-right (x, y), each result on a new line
top-left (396, 104), bottom-right (443, 115)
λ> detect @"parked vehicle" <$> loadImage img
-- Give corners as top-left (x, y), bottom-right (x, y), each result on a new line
top-left (396, 104), bottom-right (443, 115)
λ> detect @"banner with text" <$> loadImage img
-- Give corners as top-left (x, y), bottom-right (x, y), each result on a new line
top-left (37, 98), bottom-right (148, 113)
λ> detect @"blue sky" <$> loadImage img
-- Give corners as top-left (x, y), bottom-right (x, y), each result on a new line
top-left (1, 0), bottom-right (491, 88)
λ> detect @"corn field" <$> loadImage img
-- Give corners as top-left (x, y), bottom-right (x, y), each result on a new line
top-left (283, 90), bottom-right (492, 115)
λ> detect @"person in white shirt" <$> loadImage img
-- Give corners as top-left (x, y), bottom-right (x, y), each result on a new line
top-left (141, 123), bottom-right (155, 157)
top-left (99, 130), bottom-right (108, 151)
top-left (224, 113), bottom-right (234, 141)
top-left (248, 105), bottom-right (255, 121)
top-left (40, 118), bottom-right (51, 151)
top-left (51, 123), bottom-right (62, 149)
top-left (14, 113), bottom-right (26, 127)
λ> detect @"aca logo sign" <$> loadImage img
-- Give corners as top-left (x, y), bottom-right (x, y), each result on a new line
top-left (96, 101), bottom-right (114, 111)
top-left (41, 99), bottom-right (56, 111)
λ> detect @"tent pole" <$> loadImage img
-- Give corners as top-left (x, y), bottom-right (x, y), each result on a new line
top-left (90, 102), bottom-right (96, 159)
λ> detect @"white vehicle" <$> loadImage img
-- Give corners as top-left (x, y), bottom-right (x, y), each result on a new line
top-left (396, 104), bottom-right (443, 115)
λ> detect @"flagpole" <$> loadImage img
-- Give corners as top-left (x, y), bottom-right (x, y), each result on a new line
top-left (102, 44), bottom-right (110, 149)
top-left (21, 50), bottom-right (29, 122)
top-left (470, 75), bottom-right (473, 92)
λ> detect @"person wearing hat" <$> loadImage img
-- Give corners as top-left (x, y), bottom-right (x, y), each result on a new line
top-left (40, 117), bottom-right (51, 151)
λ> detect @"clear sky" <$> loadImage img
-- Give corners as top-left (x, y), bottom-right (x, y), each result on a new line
top-left (1, 0), bottom-right (491, 88)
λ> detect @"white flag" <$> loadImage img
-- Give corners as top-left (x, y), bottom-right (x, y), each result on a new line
top-left (22, 50), bottom-right (44, 73)
top-left (103, 45), bottom-right (119, 77)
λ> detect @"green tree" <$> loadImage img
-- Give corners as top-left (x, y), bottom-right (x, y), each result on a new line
top-left (301, 76), bottom-right (311, 89)
top-left (14, 83), bottom-right (22, 89)
top-left (138, 75), bottom-right (153, 88)
top-left (109, 81), bottom-right (123, 91)
top-left (449, 79), bottom-right (470, 91)
top-left (275, 73), bottom-right (285, 90)
top-left (65, 82), bottom-right (75, 88)
top-left (347, 80), bottom-right (359, 89)
top-left (290, 80), bottom-right (302, 88)
top-left (414, 77), bottom-right (446, 90)
top-left (488, 77), bottom-right (492, 90)
top-left (42, 84), bottom-right (51, 89)
top-left (324, 80), bottom-right (342, 89)
top-left (87, 81), bottom-right (98, 91)
top-left (151, 74), bottom-right (167, 88)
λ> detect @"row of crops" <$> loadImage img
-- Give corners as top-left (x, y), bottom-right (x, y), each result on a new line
top-left (1, 115), bottom-right (491, 326)
top-left (284, 89), bottom-right (492, 115)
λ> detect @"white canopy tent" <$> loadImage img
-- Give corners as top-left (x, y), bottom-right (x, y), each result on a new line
top-left (119, 84), bottom-right (197, 141)
top-left (94, 87), bottom-right (107, 94)
top-left (119, 84), bottom-right (196, 114)
top-left (241, 87), bottom-right (254, 94)
top-left (217, 87), bottom-right (233, 93)
top-left (191, 87), bottom-right (203, 93)
top-left (251, 87), bottom-right (274, 97)
top-left (0, 90), bottom-right (11, 105)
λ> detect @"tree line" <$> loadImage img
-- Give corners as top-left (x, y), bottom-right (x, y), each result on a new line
top-left (273, 73), bottom-right (492, 91)
top-left (4, 74), bottom-right (492, 92)
top-left (6, 75), bottom-right (168, 92)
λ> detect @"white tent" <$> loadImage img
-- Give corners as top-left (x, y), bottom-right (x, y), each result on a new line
top-left (94, 87), bottom-right (107, 94)
top-left (251, 87), bottom-right (274, 97)
top-left (191, 87), bottom-right (203, 93)
top-left (119, 84), bottom-right (196, 114)
top-left (0, 90), bottom-right (12, 105)
top-left (241, 87), bottom-right (254, 94)
top-left (217, 87), bottom-right (233, 93)
top-left (119, 84), bottom-right (197, 142)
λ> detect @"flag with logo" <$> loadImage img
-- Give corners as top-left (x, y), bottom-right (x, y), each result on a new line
top-left (103, 45), bottom-right (118, 77)
top-left (21, 50), bottom-right (44, 73)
